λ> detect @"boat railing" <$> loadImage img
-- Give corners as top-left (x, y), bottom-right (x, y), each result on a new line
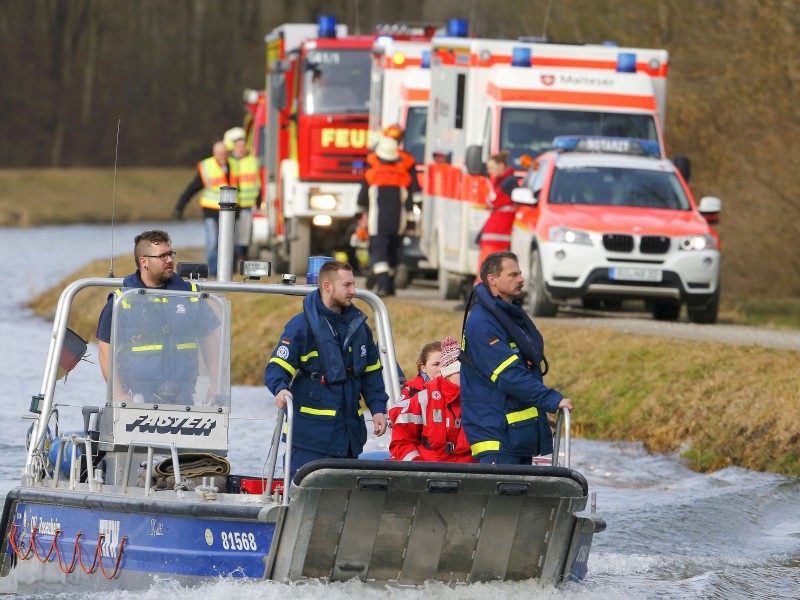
top-left (264, 395), bottom-right (294, 506)
top-left (50, 433), bottom-right (98, 492)
top-left (552, 407), bottom-right (571, 468)
top-left (120, 441), bottom-right (182, 496)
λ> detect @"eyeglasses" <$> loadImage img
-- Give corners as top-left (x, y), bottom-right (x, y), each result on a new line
top-left (143, 251), bottom-right (177, 261)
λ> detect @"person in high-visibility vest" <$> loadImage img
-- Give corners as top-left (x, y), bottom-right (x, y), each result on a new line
top-left (173, 140), bottom-right (237, 277)
top-left (224, 127), bottom-right (261, 264)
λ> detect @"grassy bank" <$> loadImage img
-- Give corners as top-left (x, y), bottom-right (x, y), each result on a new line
top-left (29, 257), bottom-right (800, 477)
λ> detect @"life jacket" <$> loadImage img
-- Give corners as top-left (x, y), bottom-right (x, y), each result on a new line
top-left (197, 157), bottom-right (235, 210)
top-left (231, 154), bottom-right (260, 208)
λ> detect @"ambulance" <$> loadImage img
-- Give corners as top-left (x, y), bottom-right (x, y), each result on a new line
top-left (421, 36), bottom-right (671, 299)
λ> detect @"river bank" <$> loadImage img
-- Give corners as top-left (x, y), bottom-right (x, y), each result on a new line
top-left (28, 255), bottom-right (800, 477)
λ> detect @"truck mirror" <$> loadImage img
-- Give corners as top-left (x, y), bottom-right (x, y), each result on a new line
top-left (465, 145), bottom-right (485, 176)
top-left (511, 187), bottom-right (538, 206)
top-left (270, 73), bottom-right (287, 110)
top-left (672, 155), bottom-right (691, 182)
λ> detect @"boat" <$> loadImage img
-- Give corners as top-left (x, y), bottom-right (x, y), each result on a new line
top-left (0, 192), bottom-right (605, 592)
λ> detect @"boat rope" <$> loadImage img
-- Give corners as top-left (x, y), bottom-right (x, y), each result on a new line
top-left (7, 523), bottom-right (127, 579)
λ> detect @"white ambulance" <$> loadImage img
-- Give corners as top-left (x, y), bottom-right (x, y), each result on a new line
top-left (421, 36), bottom-right (671, 299)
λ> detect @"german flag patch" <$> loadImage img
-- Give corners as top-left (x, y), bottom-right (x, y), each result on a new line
top-left (489, 337), bottom-right (499, 345)
top-left (281, 338), bottom-right (291, 345)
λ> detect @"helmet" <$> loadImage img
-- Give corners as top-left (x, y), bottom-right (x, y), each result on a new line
top-left (223, 127), bottom-right (246, 150)
top-left (383, 124), bottom-right (403, 141)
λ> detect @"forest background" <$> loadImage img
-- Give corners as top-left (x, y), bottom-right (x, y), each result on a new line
top-left (0, 0), bottom-right (798, 303)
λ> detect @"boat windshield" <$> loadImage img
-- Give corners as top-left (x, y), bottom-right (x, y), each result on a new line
top-left (109, 288), bottom-right (231, 408)
top-left (302, 48), bottom-right (371, 115)
top-left (499, 108), bottom-right (660, 167)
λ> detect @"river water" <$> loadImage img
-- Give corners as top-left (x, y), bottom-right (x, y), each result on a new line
top-left (1, 223), bottom-right (798, 599)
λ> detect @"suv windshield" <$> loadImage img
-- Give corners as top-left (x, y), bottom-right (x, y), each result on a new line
top-left (499, 108), bottom-right (659, 166)
top-left (548, 166), bottom-right (691, 210)
top-left (302, 49), bottom-right (371, 115)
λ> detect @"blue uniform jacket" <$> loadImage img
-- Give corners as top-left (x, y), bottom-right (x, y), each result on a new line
top-left (264, 291), bottom-right (388, 457)
top-left (461, 285), bottom-right (563, 458)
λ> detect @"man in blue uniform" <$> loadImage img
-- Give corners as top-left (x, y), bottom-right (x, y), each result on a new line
top-left (96, 230), bottom-right (219, 405)
top-left (460, 251), bottom-right (573, 464)
top-left (265, 260), bottom-right (389, 480)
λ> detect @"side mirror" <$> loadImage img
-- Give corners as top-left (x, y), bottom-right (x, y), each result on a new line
top-left (511, 187), bottom-right (538, 206)
top-left (270, 73), bottom-right (287, 111)
top-left (698, 196), bottom-right (722, 224)
top-left (672, 155), bottom-right (692, 183)
top-left (465, 145), bottom-right (485, 176)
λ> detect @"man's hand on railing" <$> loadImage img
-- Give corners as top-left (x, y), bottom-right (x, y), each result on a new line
top-left (275, 389), bottom-right (293, 409)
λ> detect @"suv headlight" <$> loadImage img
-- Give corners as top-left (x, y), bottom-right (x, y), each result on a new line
top-left (309, 191), bottom-right (338, 211)
top-left (677, 234), bottom-right (717, 251)
top-left (549, 226), bottom-right (594, 246)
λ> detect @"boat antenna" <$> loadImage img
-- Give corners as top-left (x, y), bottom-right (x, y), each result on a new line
top-left (108, 118), bottom-right (121, 278)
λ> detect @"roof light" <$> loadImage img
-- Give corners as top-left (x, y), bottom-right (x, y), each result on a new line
top-left (421, 50), bottom-right (431, 69)
top-left (552, 136), bottom-right (661, 157)
top-left (447, 18), bottom-right (468, 38)
top-left (616, 52), bottom-right (637, 73)
top-left (392, 52), bottom-right (406, 66)
top-left (374, 35), bottom-right (392, 52)
top-left (511, 47), bottom-right (532, 67)
top-left (602, 41), bottom-right (618, 47)
top-left (318, 15), bottom-right (337, 39)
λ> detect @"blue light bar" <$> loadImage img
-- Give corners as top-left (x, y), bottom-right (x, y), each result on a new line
top-left (421, 50), bottom-right (431, 69)
top-left (511, 47), bottom-right (532, 67)
top-left (318, 15), bottom-right (337, 39)
top-left (447, 18), bottom-right (468, 38)
top-left (552, 136), bottom-right (661, 157)
top-left (616, 52), bottom-right (637, 73)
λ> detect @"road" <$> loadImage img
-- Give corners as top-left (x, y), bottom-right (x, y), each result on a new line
top-left (381, 279), bottom-right (800, 352)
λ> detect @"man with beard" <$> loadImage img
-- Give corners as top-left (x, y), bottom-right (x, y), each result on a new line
top-left (265, 260), bottom-right (388, 480)
top-left (460, 251), bottom-right (573, 464)
top-left (96, 230), bottom-right (219, 405)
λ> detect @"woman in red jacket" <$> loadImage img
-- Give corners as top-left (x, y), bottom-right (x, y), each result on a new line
top-left (389, 337), bottom-right (476, 463)
top-left (476, 150), bottom-right (518, 279)
top-left (398, 341), bottom-right (441, 401)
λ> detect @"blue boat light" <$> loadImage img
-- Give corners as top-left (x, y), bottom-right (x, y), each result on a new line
top-left (511, 47), bottom-right (532, 67)
top-left (421, 50), bottom-right (431, 69)
top-left (616, 52), bottom-right (637, 73)
top-left (447, 18), bottom-right (468, 38)
top-left (318, 15), bottom-right (338, 39)
top-left (602, 40), bottom-right (619, 47)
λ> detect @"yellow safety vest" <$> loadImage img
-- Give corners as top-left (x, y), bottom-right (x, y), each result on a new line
top-left (231, 155), bottom-right (260, 208)
top-left (198, 157), bottom-right (234, 210)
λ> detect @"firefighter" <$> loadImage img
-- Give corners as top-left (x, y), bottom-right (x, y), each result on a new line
top-left (224, 126), bottom-right (261, 263)
top-left (475, 150), bottom-right (519, 281)
top-left (173, 141), bottom-right (237, 277)
top-left (357, 134), bottom-right (415, 297)
top-left (389, 336), bottom-right (475, 463)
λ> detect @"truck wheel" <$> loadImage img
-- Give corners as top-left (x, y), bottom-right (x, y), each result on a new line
top-left (529, 248), bottom-right (557, 317)
top-left (688, 287), bottom-right (720, 324)
top-left (438, 264), bottom-right (461, 300)
top-left (652, 300), bottom-right (681, 321)
top-left (288, 218), bottom-right (311, 276)
top-left (394, 264), bottom-right (411, 289)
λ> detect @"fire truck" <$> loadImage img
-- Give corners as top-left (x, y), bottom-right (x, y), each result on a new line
top-left (249, 17), bottom-right (435, 274)
top-left (421, 36), bottom-right (672, 299)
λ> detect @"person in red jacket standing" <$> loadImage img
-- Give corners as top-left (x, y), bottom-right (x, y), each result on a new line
top-left (388, 336), bottom-right (475, 463)
top-left (476, 150), bottom-right (518, 281)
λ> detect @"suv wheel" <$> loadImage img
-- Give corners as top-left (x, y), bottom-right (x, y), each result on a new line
top-left (529, 248), bottom-right (557, 317)
top-left (652, 300), bottom-right (681, 321)
top-left (688, 288), bottom-right (720, 324)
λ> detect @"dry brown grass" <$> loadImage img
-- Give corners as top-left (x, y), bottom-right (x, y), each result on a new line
top-left (27, 258), bottom-right (800, 476)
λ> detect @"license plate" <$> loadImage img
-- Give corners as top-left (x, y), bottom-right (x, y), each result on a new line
top-left (609, 267), bottom-right (663, 282)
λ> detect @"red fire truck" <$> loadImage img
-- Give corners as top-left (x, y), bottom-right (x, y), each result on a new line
top-left (421, 36), bottom-right (672, 298)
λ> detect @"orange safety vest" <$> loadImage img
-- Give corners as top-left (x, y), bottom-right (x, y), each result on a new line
top-left (231, 155), bottom-right (260, 208)
top-left (365, 154), bottom-right (412, 189)
top-left (197, 157), bottom-right (236, 210)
